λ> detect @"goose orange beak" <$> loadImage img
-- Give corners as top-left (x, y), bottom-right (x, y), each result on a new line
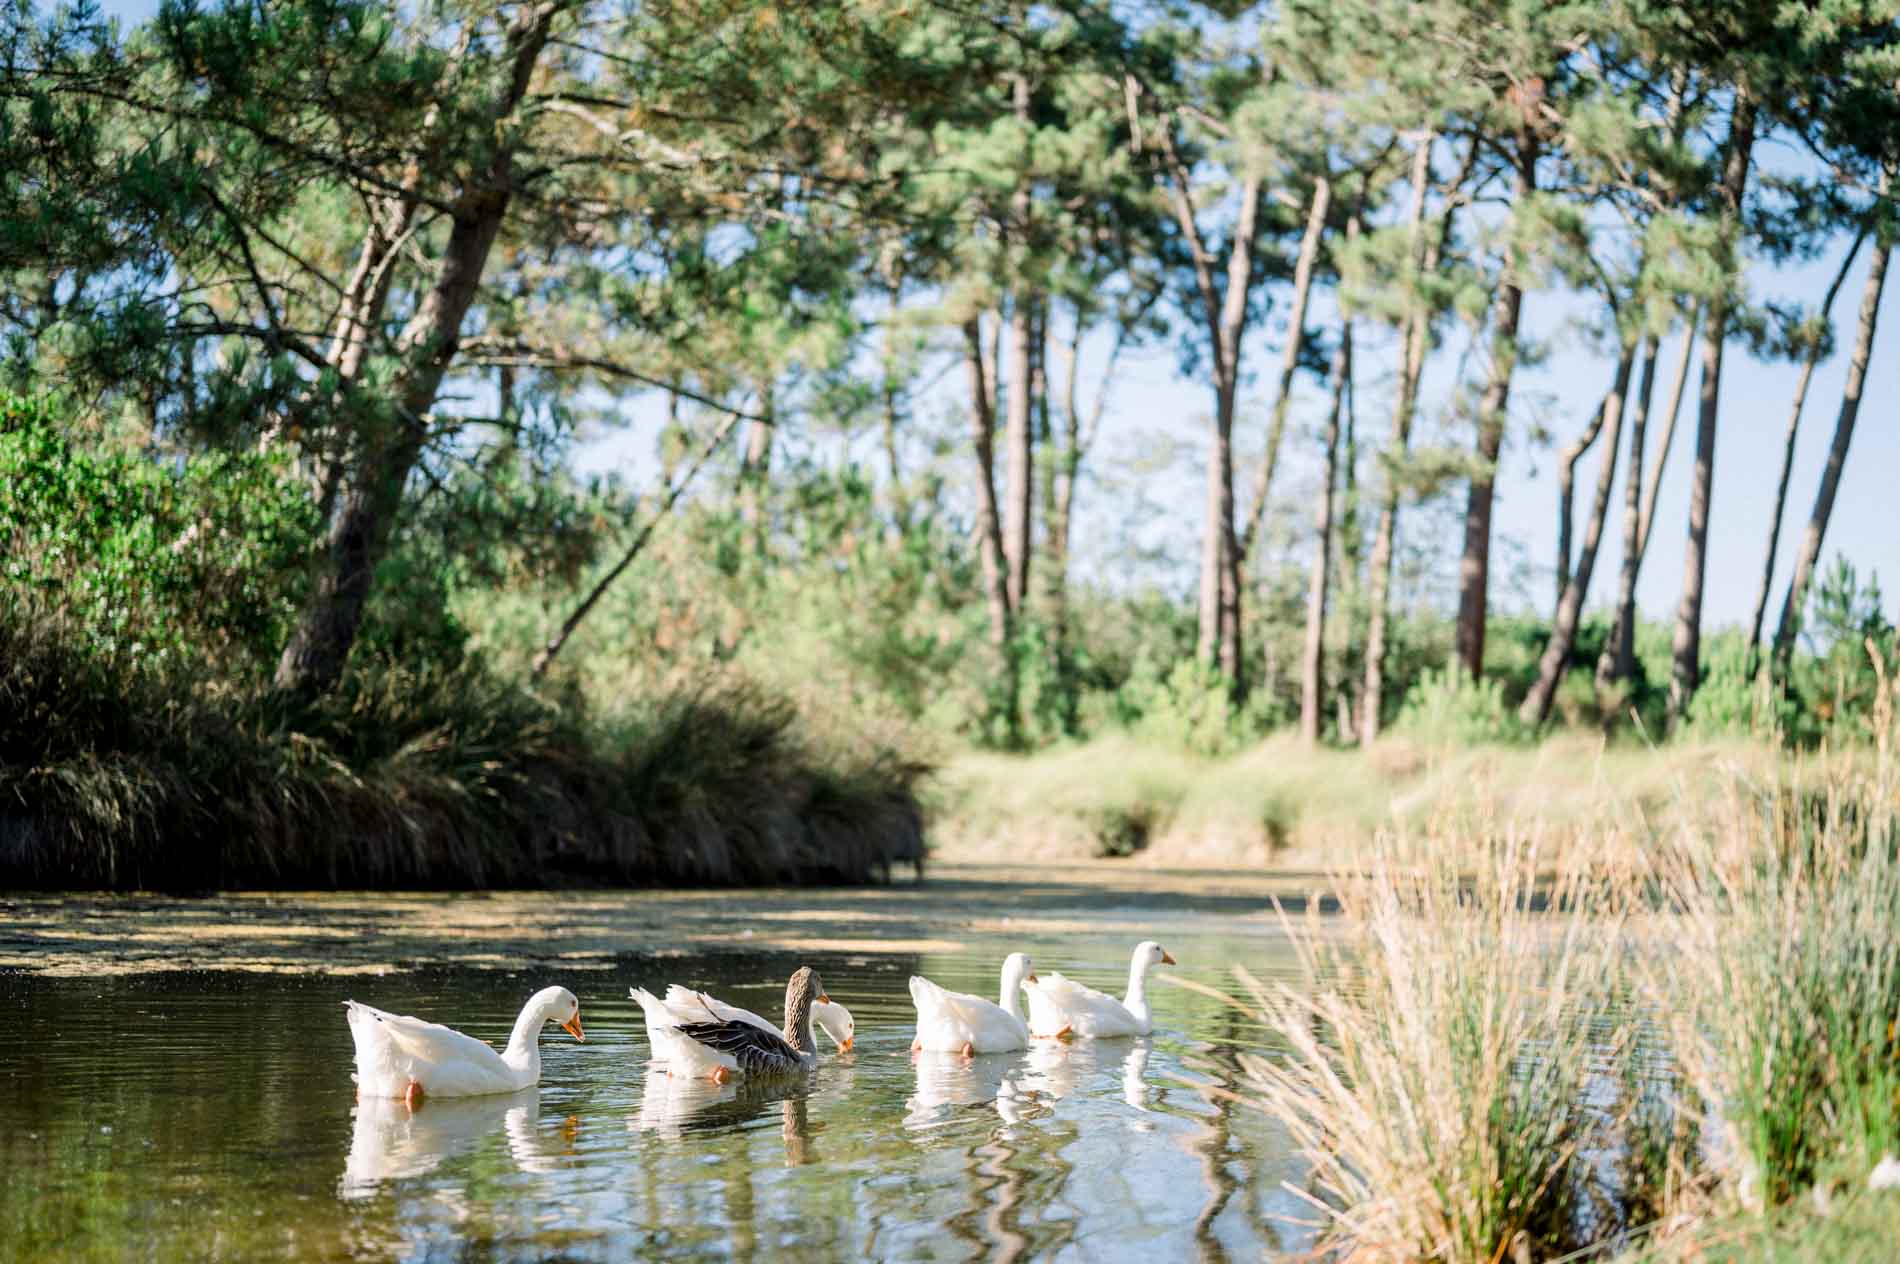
top-left (819, 993), bottom-right (832, 1004)
top-left (562, 1014), bottom-right (586, 1042)
top-left (1026, 972), bottom-right (1039, 984)
top-left (1160, 951), bottom-right (1176, 966)
top-left (839, 1036), bottom-right (854, 1053)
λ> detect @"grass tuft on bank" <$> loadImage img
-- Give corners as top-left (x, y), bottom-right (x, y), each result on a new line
top-left (1214, 741), bottom-right (1900, 1261)
top-left (0, 613), bottom-right (925, 891)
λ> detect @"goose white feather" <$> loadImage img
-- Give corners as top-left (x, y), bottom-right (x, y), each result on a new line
top-left (908, 952), bottom-right (1035, 1054)
top-left (343, 985), bottom-right (584, 1101)
top-left (1023, 940), bottom-right (1174, 1038)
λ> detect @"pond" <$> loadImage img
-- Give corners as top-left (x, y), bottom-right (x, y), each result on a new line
top-left (0, 863), bottom-right (1321, 1261)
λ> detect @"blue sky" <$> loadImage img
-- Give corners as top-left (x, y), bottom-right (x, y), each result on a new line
top-left (88, 0), bottom-right (1897, 633)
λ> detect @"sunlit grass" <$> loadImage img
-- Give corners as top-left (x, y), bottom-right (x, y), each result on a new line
top-left (929, 729), bottom-right (1812, 865)
top-left (1658, 761), bottom-right (1900, 1209)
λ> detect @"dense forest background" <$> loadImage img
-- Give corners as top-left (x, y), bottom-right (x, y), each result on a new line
top-left (4, 0), bottom-right (1900, 885)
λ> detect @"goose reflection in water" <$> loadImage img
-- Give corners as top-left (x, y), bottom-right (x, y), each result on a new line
top-left (904, 1049), bottom-right (1019, 1131)
top-left (629, 1066), bottom-right (819, 1164)
top-left (1019, 1035), bottom-right (1156, 1112)
top-left (339, 1087), bottom-right (568, 1199)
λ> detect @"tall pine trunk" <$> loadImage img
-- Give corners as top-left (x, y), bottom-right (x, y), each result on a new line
top-left (1592, 333), bottom-right (1658, 702)
top-left (1597, 309), bottom-right (1699, 686)
top-left (1045, 312), bottom-right (1084, 733)
top-left (1300, 323), bottom-right (1352, 743)
top-left (963, 316), bottom-right (1015, 701)
top-left (1163, 138), bottom-right (1260, 685)
top-left (1201, 377), bottom-right (1244, 684)
top-left (1669, 95), bottom-right (1757, 724)
top-left (880, 286), bottom-right (906, 520)
top-left (276, 197), bottom-right (511, 695)
top-left (1553, 384), bottom-right (1611, 608)
top-left (1521, 345), bottom-right (1634, 725)
top-left (1240, 176), bottom-right (1331, 563)
top-left (1772, 176), bottom-right (1892, 667)
top-left (1003, 294), bottom-right (1036, 612)
top-left (1745, 230), bottom-right (1868, 670)
top-left (1363, 135), bottom-right (1462, 743)
top-left (1453, 139), bottom-right (1534, 680)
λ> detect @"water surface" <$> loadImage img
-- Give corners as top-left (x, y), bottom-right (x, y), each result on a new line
top-left (0, 864), bottom-right (1316, 1261)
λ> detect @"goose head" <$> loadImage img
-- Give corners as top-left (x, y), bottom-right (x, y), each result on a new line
top-left (813, 999), bottom-right (856, 1053)
top-left (1133, 940), bottom-right (1177, 973)
top-left (532, 985), bottom-right (585, 1042)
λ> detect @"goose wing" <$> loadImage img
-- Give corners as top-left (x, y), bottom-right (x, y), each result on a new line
top-left (345, 1000), bottom-right (499, 1064)
top-left (672, 1018), bottom-right (807, 1075)
top-left (908, 975), bottom-right (997, 1027)
top-left (663, 986), bottom-right (775, 1034)
top-left (1031, 971), bottom-right (1115, 1009)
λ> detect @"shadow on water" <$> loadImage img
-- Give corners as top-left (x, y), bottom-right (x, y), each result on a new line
top-left (0, 888), bottom-right (1301, 1262)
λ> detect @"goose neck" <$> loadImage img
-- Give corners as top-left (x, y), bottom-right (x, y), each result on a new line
top-left (1123, 955), bottom-right (1151, 1012)
top-left (503, 997), bottom-right (548, 1071)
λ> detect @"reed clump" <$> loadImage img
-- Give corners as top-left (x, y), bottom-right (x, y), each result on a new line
top-left (0, 612), bottom-right (926, 891)
top-left (1221, 830), bottom-right (1633, 1261)
top-left (1659, 760), bottom-right (1900, 1212)
top-left (1225, 689), bottom-right (1900, 1259)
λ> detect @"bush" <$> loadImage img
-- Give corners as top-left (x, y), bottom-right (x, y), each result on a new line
top-left (0, 391), bottom-right (316, 674)
top-left (1112, 654), bottom-right (1275, 756)
top-left (1394, 666), bottom-right (1530, 745)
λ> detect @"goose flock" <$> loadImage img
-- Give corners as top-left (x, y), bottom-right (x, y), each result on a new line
top-left (342, 941), bottom-right (1176, 1103)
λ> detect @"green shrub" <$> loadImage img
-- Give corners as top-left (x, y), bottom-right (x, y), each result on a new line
top-left (0, 391), bottom-right (316, 673)
top-left (1395, 666), bottom-right (1530, 745)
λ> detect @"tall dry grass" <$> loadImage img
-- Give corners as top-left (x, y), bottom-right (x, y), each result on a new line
top-left (928, 732), bottom-right (1816, 867)
top-left (1218, 648), bottom-right (1900, 1260)
top-left (1210, 831), bottom-right (1633, 1261)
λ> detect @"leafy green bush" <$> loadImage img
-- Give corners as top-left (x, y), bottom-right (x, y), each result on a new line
top-left (1394, 666), bottom-right (1530, 745)
top-left (1684, 633), bottom-right (1776, 738)
top-left (0, 391), bottom-right (316, 673)
top-left (1780, 557), bottom-right (1898, 748)
top-left (1111, 654), bottom-right (1268, 756)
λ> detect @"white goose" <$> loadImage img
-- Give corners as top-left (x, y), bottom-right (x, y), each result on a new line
top-left (1023, 940), bottom-right (1175, 1038)
top-left (342, 986), bottom-right (584, 1105)
top-left (909, 952), bottom-right (1036, 1055)
top-left (632, 967), bottom-right (827, 1082)
top-left (639, 983), bottom-right (855, 1055)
